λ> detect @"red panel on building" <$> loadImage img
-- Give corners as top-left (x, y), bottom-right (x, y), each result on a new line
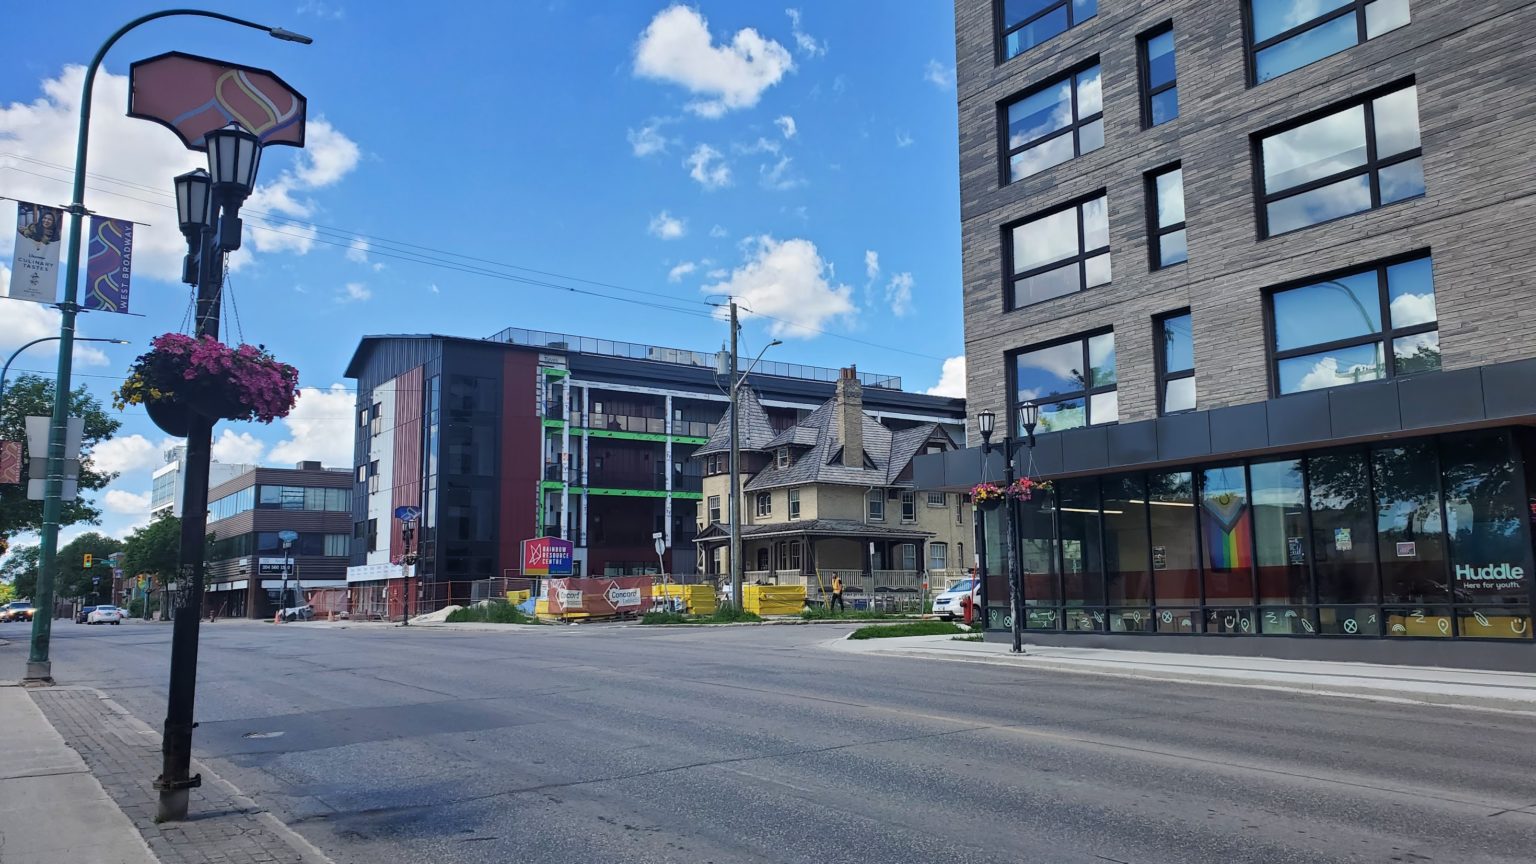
top-left (499, 350), bottom-right (540, 577)
top-left (390, 366), bottom-right (424, 561)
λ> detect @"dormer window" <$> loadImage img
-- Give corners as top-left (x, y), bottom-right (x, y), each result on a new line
top-left (777, 447), bottom-right (791, 468)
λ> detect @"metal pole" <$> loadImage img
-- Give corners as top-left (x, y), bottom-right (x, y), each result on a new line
top-left (1004, 434), bottom-right (1024, 654)
top-left (1, 337), bottom-right (126, 403)
top-left (281, 541), bottom-right (291, 613)
top-left (727, 299), bottom-right (742, 610)
top-left (155, 222), bottom-right (221, 821)
top-left (22, 7), bottom-right (310, 686)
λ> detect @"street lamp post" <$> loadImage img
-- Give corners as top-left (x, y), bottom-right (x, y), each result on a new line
top-left (278, 531), bottom-right (297, 613)
top-left (155, 121), bottom-right (272, 823)
top-left (977, 403), bottom-right (1037, 654)
top-left (0, 337), bottom-right (128, 403)
top-left (723, 300), bottom-right (780, 610)
top-left (23, 6), bottom-right (310, 689)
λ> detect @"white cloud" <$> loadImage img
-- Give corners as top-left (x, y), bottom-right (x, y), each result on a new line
top-left (648, 210), bottom-right (687, 239)
top-left (785, 8), bottom-right (826, 57)
top-left (760, 155), bottom-right (803, 191)
top-left (667, 261), bottom-right (698, 282)
top-left (268, 383), bottom-right (355, 468)
top-left (0, 267), bottom-right (112, 367)
top-left (884, 272), bottom-right (914, 316)
top-left (628, 118), bottom-right (670, 157)
top-left (924, 60), bottom-right (955, 89)
top-left (895, 130), bottom-right (914, 148)
top-left (429, 283), bottom-right (441, 294)
top-left (211, 429), bottom-right (265, 464)
top-left (707, 268), bottom-right (728, 279)
top-left (736, 136), bottom-right (781, 155)
top-left (293, 118), bottom-right (361, 188)
top-left (237, 117), bottom-right (361, 264)
top-left (338, 282), bottom-right (371, 303)
top-left (702, 236), bottom-right (855, 338)
top-left (864, 250), bottom-right (880, 282)
top-left (88, 434), bottom-right (168, 475)
top-left (926, 356), bottom-right (966, 398)
top-left (346, 238), bottom-right (370, 263)
top-left (686, 143), bottom-right (732, 189)
top-left (709, 224), bottom-right (729, 239)
top-left (634, 5), bottom-right (794, 118)
top-left (103, 489), bottom-right (150, 515)
top-left (775, 115), bottom-right (797, 139)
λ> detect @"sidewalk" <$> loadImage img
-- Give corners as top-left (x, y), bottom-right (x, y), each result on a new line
top-left (0, 684), bottom-right (156, 863)
top-left (831, 634), bottom-right (1536, 713)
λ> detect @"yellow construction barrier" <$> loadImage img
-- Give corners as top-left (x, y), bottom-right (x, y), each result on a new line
top-left (506, 590), bottom-right (531, 605)
top-left (743, 584), bottom-right (806, 616)
top-left (655, 584), bottom-right (717, 615)
top-left (535, 598), bottom-right (550, 618)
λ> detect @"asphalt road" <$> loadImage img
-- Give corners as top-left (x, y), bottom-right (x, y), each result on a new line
top-left (4, 619), bottom-right (1535, 864)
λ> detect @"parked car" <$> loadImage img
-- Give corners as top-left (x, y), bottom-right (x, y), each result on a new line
top-left (931, 579), bottom-right (979, 621)
top-left (75, 605), bottom-right (98, 624)
top-left (87, 605), bottom-right (123, 625)
top-left (0, 601), bottom-right (35, 623)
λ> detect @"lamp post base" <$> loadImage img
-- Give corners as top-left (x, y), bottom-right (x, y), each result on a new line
top-left (155, 788), bottom-right (189, 823)
top-left (24, 661), bottom-right (52, 682)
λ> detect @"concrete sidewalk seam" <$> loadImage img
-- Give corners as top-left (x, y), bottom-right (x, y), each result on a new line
top-left (30, 685), bottom-right (337, 864)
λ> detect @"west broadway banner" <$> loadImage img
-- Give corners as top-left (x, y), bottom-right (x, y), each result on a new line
top-left (7, 201), bottom-right (63, 303)
top-left (85, 216), bottom-right (134, 313)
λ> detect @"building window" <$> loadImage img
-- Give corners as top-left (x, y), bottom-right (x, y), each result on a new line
top-left (358, 408), bottom-right (368, 428)
top-left (929, 542), bottom-right (949, 572)
top-left (955, 497), bottom-right (966, 526)
top-left (1157, 311), bottom-right (1196, 414)
top-left (1002, 63), bottom-right (1102, 183)
top-left (1138, 24), bottom-right (1177, 127)
top-left (355, 464), bottom-right (367, 483)
top-left (1269, 253), bottom-right (1438, 395)
top-left (1006, 193), bottom-right (1110, 309)
top-left (927, 492), bottom-right (947, 507)
top-left (707, 495), bottom-right (721, 524)
top-left (1013, 331), bottom-right (1117, 433)
top-left (998, 0), bottom-right (1097, 62)
top-left (900, 543), bottom-right (918, 571)
top-left (901, 491), bottom-right (917, 522)
top-left (1147, 165), bottom-right (1186, 269)
top-left (1248, 0), bottom-right (1411, 84)
top-left (776, 447), bottom-right (790, 468)
top-left (868, 489), bottom-right (885, 522)
top-left (776, 540), bottom-right (802, 572)
top-left (788, 488), bottom-right (801, 520)
top-left (756, 491), bottom-right (772, 518)
top-left (368, 461), bottom-right (380, 494)
top-left (1257, 83), bottom-right (1423, 236)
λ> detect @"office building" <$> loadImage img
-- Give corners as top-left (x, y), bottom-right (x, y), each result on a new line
top-left (149, 445), bottom-right (253, 519)
top-left (920, 0), bottom-right (1536, 665)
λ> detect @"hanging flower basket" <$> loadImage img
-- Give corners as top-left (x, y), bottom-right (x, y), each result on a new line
top-left (114, 334), bottom-right (300, 434)
top-left (1006, 477), bottom-right (1053, 501)
top-left (971, 482), bottom-right (1005, 511)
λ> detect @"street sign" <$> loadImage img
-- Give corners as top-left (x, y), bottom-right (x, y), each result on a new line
top-left (258, 558), bottom-right (295, 575)
top-left (394, 505), bottom-right (421, 523)
top-left (652, 531), bottom-right (666, 558)
top-left (277, 530), bottom-right (299, 543)
top-left (605, 585), bottom-right (642, 609)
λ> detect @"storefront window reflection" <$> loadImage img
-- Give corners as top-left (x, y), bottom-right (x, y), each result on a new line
top-left (1375, 441), bottom-right (1449, 604)
top-left (1309, 451), bottom-right (1379, 606)
top-left (1104, 474), bottom-right (1151, 606)
top-left (1253, 459), bottom-right (1310, 630)
top-left (1060, 478), bottom-right (1104, 609)
top-left (1149, 472), bottom-right (1199, 606)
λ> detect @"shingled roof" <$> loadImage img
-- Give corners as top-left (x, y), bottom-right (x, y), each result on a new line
top-left (693, 387), bottom-right (776, 457)
top-left (739, 392), bottom-right (955, 491)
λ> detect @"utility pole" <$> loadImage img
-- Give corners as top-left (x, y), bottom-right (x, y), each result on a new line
top-left (728, 299), bottom-right (742, 610)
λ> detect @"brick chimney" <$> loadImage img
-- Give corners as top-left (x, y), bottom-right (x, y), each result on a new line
top-left (834, 366), bottom-right (863, 468)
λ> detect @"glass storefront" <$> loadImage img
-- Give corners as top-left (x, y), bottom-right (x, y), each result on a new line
top-left (981, 429), bottom-right (1536, 641)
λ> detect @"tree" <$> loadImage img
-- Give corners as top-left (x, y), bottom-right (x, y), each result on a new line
top-left (56, 532), bottom-right (123, 602)
top-left (1, 544), bottom-right (41, 599)
top-left (0, 374), bottom-right (122, 537)
top-left (122, 513), bottom-right (183, 585)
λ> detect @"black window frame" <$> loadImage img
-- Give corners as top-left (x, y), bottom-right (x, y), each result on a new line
top-left (1253, 79), bottom-right (1422, 238)
top-left (998, 59), bottom-right (1103, 186)
top-left (1002, 190), bottom-right (1111, 311)
top-left (1263, 250), bottom-right (1438, 398)
top-left (1146, 163), bottom-right (1186, 270)
top-left (1155, 309), bottom-right (1196, 416)
top-left (901, 491), bottom-right (918, 522)
top-left (1007, 328), bottom-right (1118, 434)
top-left (995, 0), bottom-right (1095, 64)
top-left (1137, 21), bottom-right (1177, 128)
top-left (1244, 0), bottom-right (1408, 86)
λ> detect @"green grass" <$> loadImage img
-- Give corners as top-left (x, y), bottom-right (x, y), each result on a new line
top-left (640, 611), bottom-right (692, 625)
top-left (638, 606), bottom-right (765, 625)
top-left (848, 620), bottom-right (966, 640)
top-left (444, 602), bottom-right (542, 624)
top-left (798, 606), bottom-right (913, 621)
top-left (950, 631), bottom-right (985, 642)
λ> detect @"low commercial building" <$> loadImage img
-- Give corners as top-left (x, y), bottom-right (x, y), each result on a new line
top-left (696, 368), bottom-right (972, 599)
top-left (203, 462), bottom-right (353, 619)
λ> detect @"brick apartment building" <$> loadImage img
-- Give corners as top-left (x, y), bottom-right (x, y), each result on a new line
top-left (918, 0), bottom-right (1536, 667)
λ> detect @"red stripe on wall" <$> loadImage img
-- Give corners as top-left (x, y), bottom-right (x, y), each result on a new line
top-left (500, 351), bottom-right (540, 577)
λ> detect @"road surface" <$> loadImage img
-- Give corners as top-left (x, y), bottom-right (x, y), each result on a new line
top-left (5, 620), bottom-right (1534, 863)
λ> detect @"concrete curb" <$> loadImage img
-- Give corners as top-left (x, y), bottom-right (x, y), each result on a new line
top-left (50, 685), bottom-right (338, 864)
top-left (829, 636), bottom-right (1536, 715)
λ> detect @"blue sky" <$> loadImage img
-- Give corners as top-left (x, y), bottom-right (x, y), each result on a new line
top-left (0, 1), bottom-right (963, 544)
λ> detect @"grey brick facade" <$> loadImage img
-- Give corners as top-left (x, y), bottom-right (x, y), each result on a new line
top-left (956, 0), bottom-right (1536, 437)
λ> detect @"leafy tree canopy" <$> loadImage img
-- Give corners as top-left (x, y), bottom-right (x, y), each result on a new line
top-left (0, 374), bottom-right (122, 538)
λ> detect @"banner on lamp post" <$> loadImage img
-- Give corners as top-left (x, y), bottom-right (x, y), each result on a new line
top-left (84, 217), bottom-right (134, 313)
top-left (7, 201), bottom-right (63, 304)
top-left (0, 441), bottom-right (19, 485)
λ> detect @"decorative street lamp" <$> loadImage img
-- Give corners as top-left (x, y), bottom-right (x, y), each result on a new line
top-left (205, 123), bottom-right (262, 250)
top-left (976, 402), bottom-right (1039, 654)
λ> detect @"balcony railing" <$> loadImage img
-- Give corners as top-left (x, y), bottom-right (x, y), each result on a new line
top-left (543, 400), bottom-right (565, 420)
top-left (674, 474), bottom-right (704, 493)
top-left (586, 414), bottom-right (667, 435)
top-left (588, 469), bottom-right (667, 491)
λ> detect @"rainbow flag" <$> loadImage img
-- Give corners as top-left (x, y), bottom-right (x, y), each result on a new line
top-left (1205, 508), bottom-right (1253, 569)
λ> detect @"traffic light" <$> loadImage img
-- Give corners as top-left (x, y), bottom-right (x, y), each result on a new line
top-left (83, 553), bottom-right (93, 568)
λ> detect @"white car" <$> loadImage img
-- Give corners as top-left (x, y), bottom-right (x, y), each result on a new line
top-left (87, 605), bottom-right (123, 625)
top-left (931, 579), bottom-right (979, 621)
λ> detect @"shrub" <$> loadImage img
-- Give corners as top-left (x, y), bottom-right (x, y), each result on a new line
top-left (848, 621), bottom-right (965, 640)
top-left (445, 602), bottom-right (538, 624)
top-left (640, 611), bottom-right (692, 625)
top-left (707, 606), bottom-right (762, 623)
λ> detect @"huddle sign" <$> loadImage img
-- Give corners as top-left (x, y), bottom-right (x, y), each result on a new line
top-left (8, 201), bottom-right (63, 303)
top-left (522, 536), bottom-right (574, 576)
